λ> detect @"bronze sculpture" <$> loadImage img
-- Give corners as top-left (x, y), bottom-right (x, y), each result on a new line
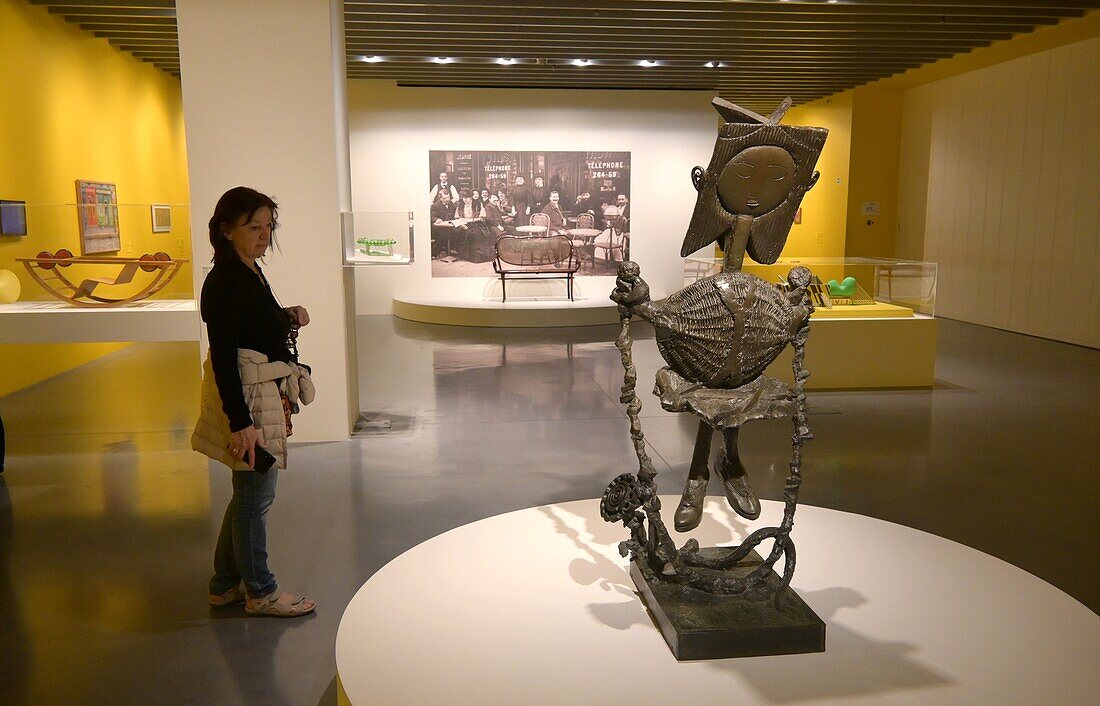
top-left (601, 97), bottom-right (827, 659)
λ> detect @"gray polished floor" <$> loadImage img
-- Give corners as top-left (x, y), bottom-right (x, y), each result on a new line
top-left (0, 315), bottom-right (1097, 705)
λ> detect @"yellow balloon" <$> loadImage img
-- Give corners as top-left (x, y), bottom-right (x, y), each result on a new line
top-left (0, 269), bottom-right (21, 303)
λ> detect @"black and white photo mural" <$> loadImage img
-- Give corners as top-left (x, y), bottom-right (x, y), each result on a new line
top-left (429, 150), bottom-right (631, 277)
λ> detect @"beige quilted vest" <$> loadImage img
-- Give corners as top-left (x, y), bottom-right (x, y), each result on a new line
top-left (191, 349), bottom-right (315, 470)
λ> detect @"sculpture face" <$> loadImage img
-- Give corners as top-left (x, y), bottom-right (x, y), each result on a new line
top-left (717, 145), bottom-right (796, 217)
top-left (680, 108), bottom-right (828, 262)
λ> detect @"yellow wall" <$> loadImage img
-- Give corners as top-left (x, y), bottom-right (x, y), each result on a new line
top-left (843, 10), bottom-right (1100, 265)
top-left (782, 91), bottom-right (853, 259)
top-left (845, 86), bottom-right (903, 258)
top-left (0, 343), bottom-right (130, 398)
top-left (0, 0), bottom-right (191, 396)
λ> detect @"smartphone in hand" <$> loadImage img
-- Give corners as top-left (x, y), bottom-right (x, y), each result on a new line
top-left (228, 443), bottom-right (277, 473)
top-left (253, 446), bottom-right (277, 474)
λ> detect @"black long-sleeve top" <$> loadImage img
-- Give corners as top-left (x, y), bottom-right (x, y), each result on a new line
top-left (200, 258), bottom-right (293, 432)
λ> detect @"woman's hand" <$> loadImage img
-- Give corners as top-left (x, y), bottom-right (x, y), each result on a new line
top-left (229, 426), bottom-right (264, 468)
top-left (285, 305), bottom-right (310, 327)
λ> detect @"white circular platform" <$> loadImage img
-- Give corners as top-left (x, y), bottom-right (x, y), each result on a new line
top-left (336, 497), bottom-right (1099, 705)
top-left (392, 294), bottom-right (620, 327)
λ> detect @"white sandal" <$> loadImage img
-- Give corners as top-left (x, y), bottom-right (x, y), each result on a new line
top-left (245, 590), bottom-right (316, 617)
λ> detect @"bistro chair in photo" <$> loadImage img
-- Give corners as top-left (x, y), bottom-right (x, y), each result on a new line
top-left (570, 212), bottom-right (597, 270)
top-left (527, 212), bottom-right (552, 238)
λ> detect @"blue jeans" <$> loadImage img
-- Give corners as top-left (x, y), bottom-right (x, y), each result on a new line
top-left (210, 469), bottom-right (278, 599)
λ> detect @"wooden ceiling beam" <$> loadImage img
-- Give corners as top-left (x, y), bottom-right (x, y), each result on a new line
top-left (347, 38), bottom-right (987, 50)
top-left (78, 22), bottom-right (176, 32)
top-left (46, 6), bottom-right (174, 16)
top-left (344, 19), bottom-right (1043, 33)
top-left (344, 28), bottom-right (1018, 41)
top-left (343, 0), bottom-right (1100, 11)
top-left (347, 47), bottom-right (959, 59)
top-left (346, 58), bottom-right (928, 68)
top-left (65, 14), bottom-right (175, 24)
top-left (33, 0), bottom-right (173, 7)
top-left (344, 5), bottom-right (1080, 21)
top-left (90, 30), bottom-right (178, 38)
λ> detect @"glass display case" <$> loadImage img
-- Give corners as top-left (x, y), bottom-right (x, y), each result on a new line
top-left (342, 211), bottom-right (414, 266)
top-left (684, 256), bottom-right (938, 316)
top-left (0, 201), bottom-right (195, 306)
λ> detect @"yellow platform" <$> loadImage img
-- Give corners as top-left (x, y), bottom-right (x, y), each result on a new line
top-left (767, 314), bottom-right (936, 389)
top-left (811, 302), bottom-right (914, 319)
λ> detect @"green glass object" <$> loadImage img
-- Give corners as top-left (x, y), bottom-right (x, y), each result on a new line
top-left (826, 276), bottom-right (857, 297)
top-left (356, 238), bottom-right (398, 256)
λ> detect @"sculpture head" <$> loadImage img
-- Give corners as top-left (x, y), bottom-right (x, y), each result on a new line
top-left (682, 97), bottom-right (827, 263)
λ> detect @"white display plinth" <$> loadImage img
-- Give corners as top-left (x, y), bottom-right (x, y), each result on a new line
top-left (336, 497), bottom-right (1099, 706)
top-left (393, 294), bottom-right (620, 327)
top-left (0, 299), bottom-right (199, 343)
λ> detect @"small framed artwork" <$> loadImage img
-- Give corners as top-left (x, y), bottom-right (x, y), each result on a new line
top-left (0, 199), bottom-right (27, 236)
top-left (151, 204), bottom-right (171, 232)
top-left (76, 179), bottom-right (120, 254)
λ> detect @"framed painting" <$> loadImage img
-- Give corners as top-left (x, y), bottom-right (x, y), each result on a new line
top-left (0, 199), bottom-right (27, 236)
top-left (151, 204), bottom-right (171, 233)
top-left (76, 180), bottom-right (120, 254)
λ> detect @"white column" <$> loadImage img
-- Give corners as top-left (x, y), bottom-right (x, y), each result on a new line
top-left (178, 0), bottom-right (358, 441)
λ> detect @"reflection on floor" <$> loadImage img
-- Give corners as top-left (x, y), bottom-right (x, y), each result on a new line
top-left (0, 316), bottom-right (1097, 704)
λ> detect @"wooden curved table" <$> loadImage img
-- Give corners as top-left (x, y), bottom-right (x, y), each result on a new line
top-left (17, 254), bottom-right (188, 307)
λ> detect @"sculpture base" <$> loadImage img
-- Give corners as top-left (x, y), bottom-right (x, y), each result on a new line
top-left (630, 548), bottom-right (825, 660)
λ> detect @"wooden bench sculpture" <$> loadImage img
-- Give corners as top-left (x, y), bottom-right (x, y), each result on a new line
top-left (17, 250), bottom-right (187, 307)
top-left (493, 234), bottom-right (581, 302)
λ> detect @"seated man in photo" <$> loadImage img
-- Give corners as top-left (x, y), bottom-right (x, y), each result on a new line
top-left (430, 190), bottom-right (457, 257)
top-left (540, 190), bottom-right (568, 234)
top-left (483, 193), bottom-right (507, 235)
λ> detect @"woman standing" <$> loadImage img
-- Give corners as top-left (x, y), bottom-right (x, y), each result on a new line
top-left (192, 186), bottom-right (316, 618)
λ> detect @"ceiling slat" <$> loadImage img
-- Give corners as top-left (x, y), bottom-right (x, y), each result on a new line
top-left (38, 0), bottom-right (1093, 104)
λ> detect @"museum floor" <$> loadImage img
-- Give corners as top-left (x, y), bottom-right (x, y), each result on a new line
top-left (1, 315), bottom-right (1097, 705)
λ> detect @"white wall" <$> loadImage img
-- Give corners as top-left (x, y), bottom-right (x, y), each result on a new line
top-left (347, 81), bottom-right (718, 312)
top-left (178, 0), bottom-right (358, 439)
top-left (899, 36), bottom-right (1100, 348)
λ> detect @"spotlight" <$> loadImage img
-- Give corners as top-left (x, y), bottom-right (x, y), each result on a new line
top-left (432, 57), bottom-right (452, 64)
top-left (496, 58), bottom-right (516, 65)
top-left (639, 59), bottom-right (659, 67)
top-left (360, 56), bottom-right (383, 63)
top-left (572, 58), bottom-right (591, 66)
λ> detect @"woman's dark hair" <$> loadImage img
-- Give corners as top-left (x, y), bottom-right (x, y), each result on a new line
top-left (208, 186), bottom-right (278, 263)
top-left (458, 188), bottom-right (472, 199)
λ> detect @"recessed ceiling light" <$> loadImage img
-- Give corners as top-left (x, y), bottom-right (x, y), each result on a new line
top-left (572, 58), bottom-right (591, 66)
top-left (496, 57), bottom-right (516, 65)
top-left (360, 55), bottom-right (383, 63)
top-left (432, 57), bottom-right (452, 64)
top-left (704, 61), bottom-right (715, 68)
top-left (639, 59), bottom-right (659, 67)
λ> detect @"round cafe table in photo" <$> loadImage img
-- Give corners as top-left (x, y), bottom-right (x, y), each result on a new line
top-left (335, 498), bottom-right (1099, 705)
top-left (515, 224), bottom-right (548, 236)
top-left (565, 227), bottom-right (603, 269)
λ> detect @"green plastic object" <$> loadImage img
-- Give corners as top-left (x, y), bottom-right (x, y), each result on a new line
top-left (826, 276), bottom-right (857, 297)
